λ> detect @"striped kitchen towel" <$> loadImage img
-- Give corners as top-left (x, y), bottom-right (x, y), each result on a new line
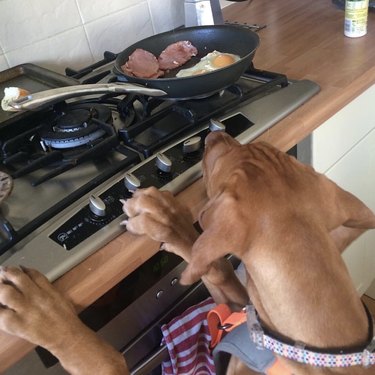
top-left (161, 297), bottom-right (216, 375)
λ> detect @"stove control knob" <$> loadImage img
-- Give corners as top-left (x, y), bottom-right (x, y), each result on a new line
top-left (124, 172), bottom-right (141, 192)
top-left (209, 118), bottom-right (226, 132)
top-left (183, 136), bottom-right (201, 154)
top-left (156, 152), bottom-right (172, 173)
top-left (89, 195), bottom-right (106, 217)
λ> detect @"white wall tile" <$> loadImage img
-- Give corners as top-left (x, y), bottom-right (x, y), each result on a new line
top-left (0, 0), bottom-right (82, 52)
top-left (84, 3), bottom-right (154, 60)
top-left (148, 0), bottom-right (185, 34)
top-left (75, 0), bottom-right (141, 24)
top-left (6, 27), bottom-right (93, 74)
top-left (0, 54), bottom-right (9, 71)
top-left (0, 0), bottom-right (228, 72)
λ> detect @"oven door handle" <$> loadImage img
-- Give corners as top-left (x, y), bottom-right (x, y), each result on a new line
top-left (130, 344), bottom-right (169, 375)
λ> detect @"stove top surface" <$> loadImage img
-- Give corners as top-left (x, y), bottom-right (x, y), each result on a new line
top-left (0, 61), bottom-right (320, 281)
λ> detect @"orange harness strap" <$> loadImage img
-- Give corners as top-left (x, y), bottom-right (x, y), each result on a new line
top-left (266, 358), bottom-right (291, 375)
top-left (207, 304), bottom-right (292, 375)
top-left (207, 304), bottom-right (247, 349)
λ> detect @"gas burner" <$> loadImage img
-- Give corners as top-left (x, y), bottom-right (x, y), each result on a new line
top-left (40, 104), bottom-right (113, 149)
top-left (0, 102), bottom-right (121, 183)
top-left (55, 108), bottom-right (96, 132)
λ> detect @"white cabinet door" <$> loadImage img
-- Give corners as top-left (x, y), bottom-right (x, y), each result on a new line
top-left (323, 129), bottom-right (375, 295)
top-left (311, 85), bottom-right (375, 173)
top-left (307, 85), bottom-right (375, 296)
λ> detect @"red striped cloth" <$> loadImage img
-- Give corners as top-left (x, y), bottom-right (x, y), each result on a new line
top-left (161, 297), bottom-right (216, 375)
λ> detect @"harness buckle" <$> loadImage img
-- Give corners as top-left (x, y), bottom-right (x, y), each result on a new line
top-left (218, 323), bottom-right (233, 331)
top-left (246, 304), bottom-right (264, 349)
top-left (362, 336), bottom-right (375, 368)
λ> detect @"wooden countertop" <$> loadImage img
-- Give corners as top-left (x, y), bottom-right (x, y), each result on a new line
top-left (1, 0), bottom-right (375, 371)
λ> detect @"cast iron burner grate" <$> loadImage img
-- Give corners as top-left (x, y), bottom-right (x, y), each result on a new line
top-left (39, 105), bottom-right (111, 148)
top-left (1, 102), bottom-right (122, 185)
top-left (116, 64), bottom-right (289, 157)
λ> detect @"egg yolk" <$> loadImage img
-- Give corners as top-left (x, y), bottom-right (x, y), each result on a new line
top-left (212, 54), bottom-right (236, 68)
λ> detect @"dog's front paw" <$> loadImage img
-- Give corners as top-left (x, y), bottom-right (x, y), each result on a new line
top-left (122, 187), bottom-right (199, 260)
top-left (0, 266), bottom-right (79, 349)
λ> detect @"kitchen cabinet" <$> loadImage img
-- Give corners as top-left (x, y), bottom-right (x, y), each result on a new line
top-left (301, 85), bottom-right (375, 296)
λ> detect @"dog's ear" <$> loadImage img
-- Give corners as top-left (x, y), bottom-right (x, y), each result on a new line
top-left (180, 193), bottom-right (228, 285)
top-left (180, 227), bottom-right (230, 285)
top-left (180, 188), bottom-right (253, 285)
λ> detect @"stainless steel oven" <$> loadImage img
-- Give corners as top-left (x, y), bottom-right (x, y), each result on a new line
top-left (5, 251), bottom-right (238, 375)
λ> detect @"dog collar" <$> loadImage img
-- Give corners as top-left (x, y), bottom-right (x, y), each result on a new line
top-left (247, 303), bottom-right (375, 368)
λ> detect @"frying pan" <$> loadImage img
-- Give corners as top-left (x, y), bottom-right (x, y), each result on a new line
top-left (114, 25), bottom-right (260, 99)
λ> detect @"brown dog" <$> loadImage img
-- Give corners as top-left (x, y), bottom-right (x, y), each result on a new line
top-left (0, 132), bottom-right (374, 375)
top-left (123, 132), bottom-right (375, 374)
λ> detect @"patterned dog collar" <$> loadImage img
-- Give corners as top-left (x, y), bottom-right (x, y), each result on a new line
top-left (247, 304), bottom-right (375, 368)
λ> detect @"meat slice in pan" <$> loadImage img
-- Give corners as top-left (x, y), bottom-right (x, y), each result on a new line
top-left (121, 48), bottom-right (164, 78)
top-left (158, 41), bottom-right (198, 71)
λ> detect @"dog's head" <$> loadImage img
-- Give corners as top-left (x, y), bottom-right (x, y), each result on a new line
top-left (180, 132), bottom-right (375, 285)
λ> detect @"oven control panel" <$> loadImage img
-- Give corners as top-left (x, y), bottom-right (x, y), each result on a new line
top-left (49, 113), bottom-right (254, 250)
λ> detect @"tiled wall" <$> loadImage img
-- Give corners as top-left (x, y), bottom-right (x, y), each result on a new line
top-left (0, 0), bottom-right (232, 74)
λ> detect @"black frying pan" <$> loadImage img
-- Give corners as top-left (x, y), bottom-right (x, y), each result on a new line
top-left (114, 25), bottom-right (260, 99)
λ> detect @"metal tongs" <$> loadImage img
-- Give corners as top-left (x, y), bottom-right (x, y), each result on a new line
top-left (8, 83), bottom-right (167, 111)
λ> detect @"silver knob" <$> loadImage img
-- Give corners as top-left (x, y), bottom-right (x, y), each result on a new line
top-left (156, 290), bottom-right (164, 299)
top-left (124, 172), bottom-right (141, 191)
top-left (89, 195), bottom-right (106, 217)
top-left (156, 152), bottom-right (172, 173)
top-left (183, 136), bottom-right (201, 154)
top-left (209, 118), bottom-right (226, 132)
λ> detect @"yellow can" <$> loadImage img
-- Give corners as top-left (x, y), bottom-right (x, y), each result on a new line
top-left (344, 0), bottom-right (369, 37)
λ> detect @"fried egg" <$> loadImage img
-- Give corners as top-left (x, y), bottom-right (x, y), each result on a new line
top-left (176, 50), bottom-right (240, 78)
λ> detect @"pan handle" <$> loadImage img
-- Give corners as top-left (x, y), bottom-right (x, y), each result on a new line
top-left (8, 83), bottom-right (167, 111)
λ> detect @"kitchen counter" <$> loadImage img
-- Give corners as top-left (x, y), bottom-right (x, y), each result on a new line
top-left (1, 0), bottom-right (375, 371)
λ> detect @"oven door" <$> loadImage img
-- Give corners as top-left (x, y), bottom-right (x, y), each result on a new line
top-left (98, 257), bottom-right (242, 374)
top-left (91, 254), bottom-right (212, 375)
top-left (4, 252), bottom-right (213, 375)
top-left (122, 280), bottom-right (210, 375)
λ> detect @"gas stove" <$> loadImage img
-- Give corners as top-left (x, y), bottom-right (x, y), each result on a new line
top-left (0, 55), bottom-right (320, 282)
